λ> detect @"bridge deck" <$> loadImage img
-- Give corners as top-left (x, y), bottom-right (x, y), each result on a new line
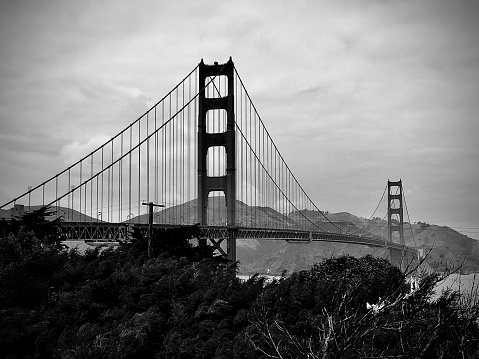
top-left (59, 221), bottom-right (415, 255)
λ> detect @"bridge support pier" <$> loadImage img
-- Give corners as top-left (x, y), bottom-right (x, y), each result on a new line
top-left (389, 247), bottom-right (404, 269)
top-left (197, 57), bottom-right (236, 262)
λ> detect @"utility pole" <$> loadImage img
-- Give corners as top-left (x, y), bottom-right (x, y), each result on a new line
top-left (142, 202), bottom-right (165, 258)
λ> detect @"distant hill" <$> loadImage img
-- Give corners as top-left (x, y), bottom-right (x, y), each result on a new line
top-left (236, 239), bottom-right (391, 274)
top-left (125, 196), bottom-right (479, 274)
top-left (404, 222), bottom-right (479, 272)
top-left (3, 199), bottom-right (478, 273)
top-left (0, 205), bottom-right (101, 223)
top-left (125, 196), bottom-right (299, 228)
top-left (236, 215), bottom-right (479, 275)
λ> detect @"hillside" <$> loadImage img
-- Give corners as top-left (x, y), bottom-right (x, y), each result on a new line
top-left (3, 199), bottom-right (478, 272)
top-left (236, 211), bottom-right (479, 274)
top-left (125, 197), bottom-right (479, 273)
top-left (236, 239), bottom-right (391, 274)
top-left (1, 205), bottom-right (100, 223)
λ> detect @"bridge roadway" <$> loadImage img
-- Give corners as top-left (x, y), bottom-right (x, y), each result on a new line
top-left (60, 221), bottom-right (416, 256)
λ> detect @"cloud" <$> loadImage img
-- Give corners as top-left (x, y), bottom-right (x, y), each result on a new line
top-left (0, 0), bottom-right (478, 237)
top-left (60, 135), bottom-right (112, 165)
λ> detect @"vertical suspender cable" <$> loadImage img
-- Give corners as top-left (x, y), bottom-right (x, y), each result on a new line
top-left (252, 108), bottom-right (256, 224)
top-left (244, 86), bottom-right (248, 221)
top-left (262, 123), bottom-right (265, 225)
top-left (194, 68), bottom-right (197, 205)
top-left (175, 87), bottom-right (178, 211)
top-left (79, 161), bottom-right (82, 221)
top-left (281, 160), bottom-right (284, 228)
top-left (244, 87), bottom-right (248, 220)
top-left (237, 83), bottom-right (240, 221)
top-left (96, 169), bottom-right (99, 222)
top-left (138, 119), bottom-right (141, 223)
top-left (55, 176), bottom-right (58, 219)
top-left (235, 73), bottom-right (239, 224)
top-left (110, 141), bottom-right (114, 222)
top-left (101, 147), bottom-right (104, 222)
top-left (169, 94), bottom-right (172, 212)
top-left (128, 126), bottom-right (132, 223)
top-left (147, 112), bottom-right (150, 204)
top-left (84, 162), bottom-right (87, 220)
top-left (107, 148), bottom-right (110, 222)
top-left (175, 88), bottom-right (178, 212)
top-left (110, 142), bottom-right (113, 221)
top-left (187, 73), bottom-right (191, 210)
top-left (163, 101), bottom-right (166, 218)
top-left (249, 101), bottom-right (252, 222)
top-left (238, 77), bottom-right (241, 223)
top-left (161, 101), bottom-right (165, 215)
top-left (253, 112), bottom-right (259, 227)
top-left (120, 132), bottom-right (123, 222)
top-left (184, 81), bottom-right (187, 220)
top-left (154, 107), bottom-right (158, 208)
top-left (259, 121), bottom-right (266, 226)
top-left (182, 81), bottom-right (185, 222)
top-left (71, 184), bottom-right (74, 222)
top-left (270, 140), bottom-right (273, 227)
top-left (274, 145), bottom-right (281, 221)
top-left (90, 154), bottom-right (93, 220)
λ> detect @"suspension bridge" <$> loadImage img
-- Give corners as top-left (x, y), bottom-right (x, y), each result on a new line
top-left (0, 58), bottom-right (417, 268)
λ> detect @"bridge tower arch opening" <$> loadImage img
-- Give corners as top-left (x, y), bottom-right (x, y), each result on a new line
top-left (197, 58), bottom-right (236, 262)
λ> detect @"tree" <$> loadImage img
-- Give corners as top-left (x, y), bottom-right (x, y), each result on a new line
top-left (2, 206), bottom-right (64, 250)
top-left (1, 214), bottom-right (478, 359)
top-left (246, 256), bottom-right (479, 358)
top-left (127, 223), bottom-right (226, 263)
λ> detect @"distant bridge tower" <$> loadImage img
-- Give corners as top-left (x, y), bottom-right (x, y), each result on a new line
top-left (387, 180), bottom-right (404, 245)
top-left (388, 180), bottom-right (405, 270)
top-left (197, 58), bottom-right (236, 262)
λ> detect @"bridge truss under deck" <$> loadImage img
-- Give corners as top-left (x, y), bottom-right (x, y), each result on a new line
top-left (60, 222), bottom-right (416, 258)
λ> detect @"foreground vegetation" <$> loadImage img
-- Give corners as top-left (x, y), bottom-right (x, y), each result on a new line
top-left (1, 209), bottom-right (478, 358)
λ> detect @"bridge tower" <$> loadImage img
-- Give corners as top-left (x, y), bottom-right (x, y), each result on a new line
top-left (388, 180), bottom-right (405, 270)
top-left (197, 58), bottom-right (237, 262)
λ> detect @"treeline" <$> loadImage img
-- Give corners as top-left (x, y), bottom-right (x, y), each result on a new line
top-left (1, 209), bottom-right (478, 358)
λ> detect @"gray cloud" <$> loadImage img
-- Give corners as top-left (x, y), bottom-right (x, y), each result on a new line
top-left (1, 0), bottom-right (478, 237)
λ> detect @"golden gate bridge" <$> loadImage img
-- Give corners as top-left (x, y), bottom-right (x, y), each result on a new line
top-left (0, 58), bottom-right (416, 268)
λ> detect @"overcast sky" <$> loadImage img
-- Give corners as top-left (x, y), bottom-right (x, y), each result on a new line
top-left (1, 0), bottom-right (478, 239)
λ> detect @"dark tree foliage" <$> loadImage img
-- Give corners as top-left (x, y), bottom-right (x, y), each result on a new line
top-left (246, 257), bottom-right (479, 358)
top-left (128, 224), bottom-right (226, 263)
top-left (2, 206), bottom-right (64, 250)
top-left (0, 213), bottom-right (264, 358)
top-left (0, 208), bottom-right (66, 309)
top-left (1, 211), bottom-right (478, 358)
